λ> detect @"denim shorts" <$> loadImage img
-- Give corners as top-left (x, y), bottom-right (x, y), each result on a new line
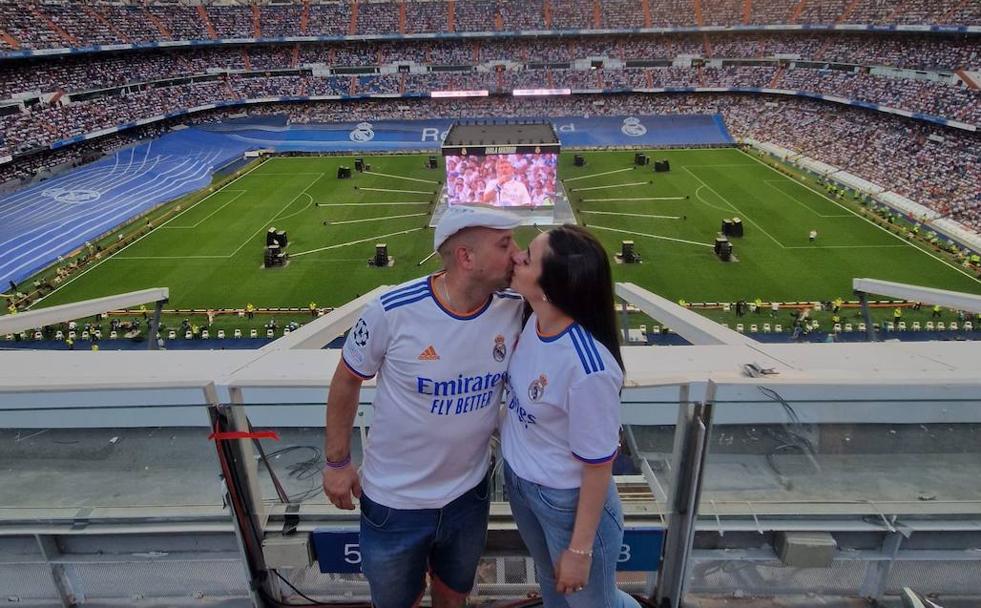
top-left (359, 471), bottom-right (491, 608)
top-left (504, 461), bottom-right (640, 608)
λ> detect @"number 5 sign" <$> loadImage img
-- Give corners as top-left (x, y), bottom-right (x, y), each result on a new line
top-left (312, 527), bottom-right (664, 574)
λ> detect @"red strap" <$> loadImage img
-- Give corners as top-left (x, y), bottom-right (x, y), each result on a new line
top-left (208, 430), bottom-right (280, 441)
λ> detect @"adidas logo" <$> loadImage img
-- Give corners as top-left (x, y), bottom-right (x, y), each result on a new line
top-left (417, 345), bottom-right (440, 360)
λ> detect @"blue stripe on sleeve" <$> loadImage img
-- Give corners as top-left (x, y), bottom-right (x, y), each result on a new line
top-left (572, 326), bottom-right (599, 373)
top-left (342, 355), bottom-right (374, 380)
top-left (382, 291), bottom-right (432, 311)
top-left (567, 326), bottom-right (595, 374)
top-left (572, 449), bottom-right (618, 464)
top-left (380, 281), bottom-right (429, 305)
top-left (581, 328), bottom-right (605, 372)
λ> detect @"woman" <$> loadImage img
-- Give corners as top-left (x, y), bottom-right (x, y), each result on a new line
top-left (502, 225), bottom-right (639, 608)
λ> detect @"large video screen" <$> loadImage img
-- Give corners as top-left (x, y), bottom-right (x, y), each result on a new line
top-left (445, 153), bottom-right (558, 207)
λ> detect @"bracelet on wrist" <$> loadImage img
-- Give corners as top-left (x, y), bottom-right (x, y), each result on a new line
top-left (324, 454), bottom-right (351, 469)
top-left (567, 547), bottom-right (593, 559)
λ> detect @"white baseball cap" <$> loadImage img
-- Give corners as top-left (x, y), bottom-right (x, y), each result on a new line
top-left (434, 205), bottom-right (522, 251)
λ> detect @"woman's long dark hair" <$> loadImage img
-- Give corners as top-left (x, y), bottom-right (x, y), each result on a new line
top-left (538, 224), bottom-right (624, 372)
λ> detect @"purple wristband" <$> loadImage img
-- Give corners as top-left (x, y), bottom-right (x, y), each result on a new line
top-left (324, 454), bottom-right (351, 469)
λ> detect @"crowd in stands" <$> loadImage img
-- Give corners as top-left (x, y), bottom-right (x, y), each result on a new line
top-left (2, 91), bottom-right (977, 234)
top-left (2, 33), bottom-right (975, 102)
top-left (1, 0), bottom-right (978, 53)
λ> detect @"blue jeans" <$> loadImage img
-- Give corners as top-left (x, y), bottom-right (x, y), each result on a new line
top-left (505, 461), bottom-right (640, 608)
top-left (359, 471), bottom-right (491, 608)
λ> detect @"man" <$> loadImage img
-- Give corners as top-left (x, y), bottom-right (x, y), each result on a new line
top-left (323, 205), bottom-right (524, 608)
top-left (482, 156), bottom-right (531, 207)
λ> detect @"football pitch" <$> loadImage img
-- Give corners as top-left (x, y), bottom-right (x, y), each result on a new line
top-left (35, 148), bottom-right (981, 311)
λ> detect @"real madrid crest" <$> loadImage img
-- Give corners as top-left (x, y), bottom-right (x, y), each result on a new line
top-left (493, 335), bottom-right (507, 362)
top-left (528, 374), bottom-right (548, 402)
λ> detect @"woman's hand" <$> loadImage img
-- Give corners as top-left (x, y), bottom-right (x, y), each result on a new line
top-left (554, 549), bottom-right (591, 594)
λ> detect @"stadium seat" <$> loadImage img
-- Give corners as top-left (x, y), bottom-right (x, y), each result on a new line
top-left (774, 324), bottom-right (782, 332)
top-left (949, 322), bottom-right (957, 331)
top-left (736, 324), bottom-right (744, 333)
top-left (18, 332), bottom-right (27, 341)
top-left (168, 330), bottom-right (176, 339)
top-left (234, 329), bottom-right (242, 338)
top-left (251, 329), bottom-right (258, 338)
top-left (94, 330), bottom-right (102, 339)
top-left (965, 322), bottom-right (973, 331)
top-left (936, 322), bottom-right (945, 330)
top-left (885, 322), bottom-right (894, 332)
top-left (721, 323), bottom-right (729, 329)
top-left (217, 330), bottom-right (225, 339)
top-left (283, 328), bottom-right (291, 336)
top-left (897, 322), bottom-right (906, 331)
top-left (34, 331), bottom-right (43, 340)
top-left (750, 324), bottom-right (758, 333)
top-left (55, 330), bottom-right (64, 340)
top-left (201, 330), bottom-right (209, 339)
top-left (858, 323), bottom-right (866, 332)
top-left (69, 331), bottom-right (76, 340)
top-left (651, 326), bottom-right (661, 334)
top-left (925, 322), bottom-right (934, 331)
top-left (763, 323), bottom-right (771, 333)
top-left (110, 331), bottom-right (118, 339)
top-left (81, 331), bottom-right (90, 340)
top-left (833, 323), bottom-right (841, 333)
top-left (722, 303), bottom-right (731, 312)
top-left (185, 331), bottom-right (192, 339)
top-left (266, 329), bottom-right (274, 338)
top-left (912, 322), bottom-right (921, 331)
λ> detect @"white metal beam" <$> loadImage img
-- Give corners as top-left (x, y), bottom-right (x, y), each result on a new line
top-left (853, 278), bottom-right (981, 313)
top-left (616, 282), bottom-right (758, 346)
top-left (259, 286), bottom-right (389, 351)
top-left (0, 288), bottom-right (169, 335)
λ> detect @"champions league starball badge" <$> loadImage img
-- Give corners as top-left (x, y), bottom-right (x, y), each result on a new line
top-left (352, 318), bottom-right (370, 347)
top-left (493, 335), bottom-right (507, 362)
top-left (527, 374), bottom-right (548, 401)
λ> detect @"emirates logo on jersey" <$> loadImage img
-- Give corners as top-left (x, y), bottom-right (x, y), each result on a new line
top-left (493, 335), bottom-right (507, 362)
top-left (418, 345), bottom-right (440, 360)
top-left (527, 374), bottom-right (548, 402)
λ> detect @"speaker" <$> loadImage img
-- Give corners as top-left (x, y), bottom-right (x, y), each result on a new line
top-left (715, 235), bottom-right (732, 261)
top-left (574, 154), bottom-right (585, 167)
top-left (337, 166), bottom-right (351, 179)
top-left (373, 243), bottom-right (389, 267)
top-left (731, 217), bottom-right (743, 237)
top-left (721, 218), bottom-right (733, 236)
top-left (354, 158), bottom-right (365, 172)
top-left (634, 153), bottom-right (648, 166)
top-left (654, 160), bottom-right (670, 172)
top-left (620, 240), bottom-right (640, 263)
top-left (427, 156), bottom-right (438, 169)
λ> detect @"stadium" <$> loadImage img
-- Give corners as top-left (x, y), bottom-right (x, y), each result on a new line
top-left (0, 1), bottom-right (979, 606)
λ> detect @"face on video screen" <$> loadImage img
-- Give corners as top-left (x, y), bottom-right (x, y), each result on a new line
top-left (445, 153), bottom-right (558, 207)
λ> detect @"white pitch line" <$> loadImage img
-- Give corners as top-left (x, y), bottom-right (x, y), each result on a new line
top-left (328, 213), bottom-right (428, 225)
top-left (356, 187), bottom-right (435, 195)
top-left (572, 182), bottom-right (649, 192)
top-left (291, 227), bottom-right (426, 258)
top-left (581, 211), bottom-right (682, 220)
top-left (684, 167), bottom-right (786, 249)
top-left (739, 149), bottom-right (981, 285)
top-left (164, 190), bottom-right (248, 229)
top-left (582, 197), bottom-right (686, 202)
top-left (589, 225), bottom-right (714, 248)
top-left (563, 167), bottom-right (636, 183)
top-left (364, 170), bottom-right (439, 184)
top-left (783, 244), bottom-right (910, 249)
top-left (316, 201), bottom-right (430, 207)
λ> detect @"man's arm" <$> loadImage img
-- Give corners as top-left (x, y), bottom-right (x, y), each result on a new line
top-left (322, 361), bottom-right (364, 510)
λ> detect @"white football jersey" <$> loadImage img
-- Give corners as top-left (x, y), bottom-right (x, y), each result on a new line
top-left (502, 313), bottom-right (624, 489)
top-left (341, 274), bottom-right (523, 509)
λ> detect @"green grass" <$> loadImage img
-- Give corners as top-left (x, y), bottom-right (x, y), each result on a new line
top-left (30, 149), bottom-right (981, 313)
